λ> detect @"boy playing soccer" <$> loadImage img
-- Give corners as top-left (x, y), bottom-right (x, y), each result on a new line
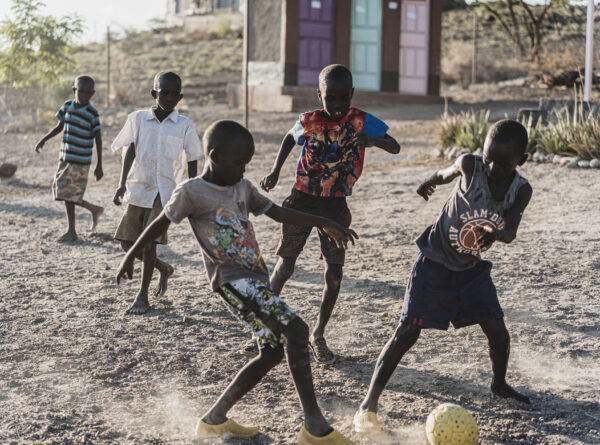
top-left (353, 120), bottom-right (533, 435)
top-left (259, 64), bottom-right (400, 362)
top-left (116, 120), bottom-right (358, 444)
top-left (112, 71), bottom-right (203, 315)
top-left (35, 75), bottom-right (104, 242)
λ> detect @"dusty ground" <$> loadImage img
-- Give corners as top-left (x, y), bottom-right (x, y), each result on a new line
top-left (1, 101), bottom-right (599, 445)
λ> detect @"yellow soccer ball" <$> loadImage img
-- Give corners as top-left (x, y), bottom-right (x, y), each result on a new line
top-left (425, 403), bottom-right (479, 445)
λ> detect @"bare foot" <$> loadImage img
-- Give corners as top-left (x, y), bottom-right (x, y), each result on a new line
top-left (125, 294), bottom-right (150, 315)
top-left (57, 231), bottom-right (78, 243)
top-left (155, 264), bottom-right (174, 297)
top-left (491, 382), bottom-right (531, 404)
top-left (90, 206), bottom-right (104, 232)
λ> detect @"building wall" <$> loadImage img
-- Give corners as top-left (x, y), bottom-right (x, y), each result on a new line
top-left (247, 0), bottom-right (284, 85)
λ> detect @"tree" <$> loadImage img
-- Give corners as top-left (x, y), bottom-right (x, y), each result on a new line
top-left (0, 0), bottom-right (83, 118)
top-left (474, 0), bottom-right (568, 64)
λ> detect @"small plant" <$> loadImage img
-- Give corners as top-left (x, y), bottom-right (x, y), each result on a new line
top-left (454, 109), bottom-right (489, 152)
top-left (437, 100), bottom-right (463, 149)
top-left (518, 113), bottom-right (544, 154)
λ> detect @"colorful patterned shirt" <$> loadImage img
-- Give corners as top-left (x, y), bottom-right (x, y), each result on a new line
top-left (291, 107), bottom-right (389, 198)
top-left (164, 177), bottom-right (273, 290)
top-left (56, 100), bottom-right (101, 165)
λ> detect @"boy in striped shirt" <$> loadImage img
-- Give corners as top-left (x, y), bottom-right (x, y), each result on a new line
top-left (35, 75), bottom-right (104, 242)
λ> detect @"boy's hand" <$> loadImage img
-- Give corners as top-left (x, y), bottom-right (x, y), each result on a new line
top-left (35, 140), bottom-right (45, 153)
top-left (323, 222), bottom-right (359, 249)
top-left (113, 185), bottom-right (127, 205)
top-left (350, 132), bottom-right (374, 148)
top-left (476, 225), bottom-right (497, 250)
top-left (417, 181), bottom-right (436, 201)
top-left (260, 170), bottom-right (280, 192)
top-left (116, 255), bottom-right (135, 285)
top-left (94, 164), bottom-right (104, 181)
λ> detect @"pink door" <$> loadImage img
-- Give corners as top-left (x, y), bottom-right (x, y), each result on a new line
top-left (298, 0), bottom-right (335, 85)
top-left (399, 0), bottom-right (429, 95)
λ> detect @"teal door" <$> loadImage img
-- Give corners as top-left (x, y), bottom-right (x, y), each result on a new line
top-left (350, 0), bottom-right (383, 91)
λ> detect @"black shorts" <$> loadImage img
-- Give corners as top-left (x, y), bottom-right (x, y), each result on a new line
top-left (400, 252), bottom-right (504, 330)
top-left (275, 188), bottom-right (351, 265)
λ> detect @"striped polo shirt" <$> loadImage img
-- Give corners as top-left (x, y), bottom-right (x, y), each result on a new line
top-left (56, 100), bottom-right (101, 164)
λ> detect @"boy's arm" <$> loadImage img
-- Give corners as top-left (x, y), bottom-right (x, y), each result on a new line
top-left (351, 133), bottom-right (401, 154)
top-left (188, 160), bottom-right (198, 178)
top-left (265, 204), bottom-right (358, 249)
top-left (260, 132), bottom-right (296, 191)
top-left (477, 182), bottom-right (533, 248)
top-left (113, 143), bottom-right (136, 205)
top-left (93, 130), bottom-right (103, 181)
top-left (416, 154), bottom-right (473, 201)
top-left (35, 122), bottom-right (64, 152)
top-left (116, 213), bottom-right (171, 283)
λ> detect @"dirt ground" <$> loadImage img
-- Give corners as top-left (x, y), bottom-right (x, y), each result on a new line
top-left (1, 100), bottom-right (599, 445)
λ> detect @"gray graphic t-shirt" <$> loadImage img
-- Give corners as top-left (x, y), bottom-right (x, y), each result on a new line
top-left (416, 155), bottom-right (528, 271)
top-left (165, 177), bottom-right (273, 290)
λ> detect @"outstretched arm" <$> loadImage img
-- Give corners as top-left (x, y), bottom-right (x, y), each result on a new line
top-left (417, 154), bottom-right (474, 201)
top-left (93, 130), bottom-right (103, 181)
top-left (477, 182), bottom-right (533, 249)
top-left (260, 132), bottom-right (296, 191)
top-left (116, 213), bottom-right (171, 283)
top-left (35, 122), bottom-right (64, 152)
top-left (351, 133), bottom-right (400, 154)
top-left (113, 143), bottom-right (136, 205)
top-left (266, 204), bottom-right (358, 249)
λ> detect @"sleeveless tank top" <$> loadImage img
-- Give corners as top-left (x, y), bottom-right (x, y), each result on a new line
top-left (416, 156), bottom-right (529, 271)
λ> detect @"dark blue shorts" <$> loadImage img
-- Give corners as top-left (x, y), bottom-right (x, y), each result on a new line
top-left (400, 252), bottom-right (504, 330)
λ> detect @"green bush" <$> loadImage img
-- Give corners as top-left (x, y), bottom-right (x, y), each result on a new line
top-left (437, 108), bottom-right (489, 152)
top-left (518, 113), bottom-right (544, 154)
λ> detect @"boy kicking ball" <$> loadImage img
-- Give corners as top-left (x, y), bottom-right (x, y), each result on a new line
top-left (354, 120), bottom-right (533, 435)
top-left (116, 120), bottom-right (358, 444)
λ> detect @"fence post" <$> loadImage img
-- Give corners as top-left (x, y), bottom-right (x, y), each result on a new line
top-left (584, 0), bottom-right (594, 102)
top-left (472, 11), bottom-right (477, 85)
top-left (243, 0), bottom-right (250, 128)
top-left (106, 26), bottom-right (111, 108)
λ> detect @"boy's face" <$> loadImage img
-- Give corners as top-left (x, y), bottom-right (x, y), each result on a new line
top-left (152, 77), bottom-right (183, 113)
top-left (483, 139), bottom-right (525, 180)
top-left (73, 81), bottom-right (94, 105)
top-left (211, 139), bottom-right (255, 186)
top-left (318, 78), bottom-right (353, 121)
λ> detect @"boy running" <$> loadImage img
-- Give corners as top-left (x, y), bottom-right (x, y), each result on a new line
top-left (111, 71), bottom-right (203, 315)
top-left (259, 64), bottom-right (400, 363)
top-left (116, 120), bottom-right (358, 444)
top-left (354, 120), bottom-right (533, 435)
top-left (35, 75), bottom-right (104, 242)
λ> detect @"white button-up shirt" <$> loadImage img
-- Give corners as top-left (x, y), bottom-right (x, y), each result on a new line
top-left (111, 108), bottom-right (204, 208)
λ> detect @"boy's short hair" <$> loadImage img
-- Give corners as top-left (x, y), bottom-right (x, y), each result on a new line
top-left (203, 120), bottom-right (254, 156)
top-left (153, 71), bottom-right (182, 90)
top-left (318, 64), bottom-right (353, 89)
top-left (74, 75), bottom-right (95, 88)
top-left (487, 119), bottom-right (528, 155)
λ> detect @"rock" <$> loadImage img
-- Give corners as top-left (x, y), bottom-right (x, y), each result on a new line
top-left (545, 154), bottom-right (555, 163)
top-left (552, 155), bottom-right (562, 164)
top-left (0, 163), bottom-right (17, 178)
top-left (474, 148), bottom-right (483, 156)
top-left (446, 146), bottom-right (460, 159)
top-left (590, 159), bottom-right (600, 168)
top-left (443, 146), bottom-right (454, 157)
top-left (458, 147), bottom-right (471, 156)
top-left (567, 157), bottom-right (581, 168)
top-left (577, 160), bottom-right (590, 168)
top-left (431, 148), bottom-right (443, 158)
top-left (532, 152), bottom-right (542, 163)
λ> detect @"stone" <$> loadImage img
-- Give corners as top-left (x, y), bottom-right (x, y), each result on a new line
top-left (0, 163), bottom-right (17, 178)
top-left (552, 155), bottom-right (563, 164)
top-left (446, 146), bottom-right (460, 159)
top-left (458, 147), bottom-right (471, 156)
top-left (590, 159), bottom-right (600, 168)
top-left (474, 148), bottom-right (483, 156)
top-left (577, 160), bottom-right (590, 168)
top-left (567, 157), bottom-right (581, 168)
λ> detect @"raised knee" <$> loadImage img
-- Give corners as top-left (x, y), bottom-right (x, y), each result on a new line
top-left (278, 257), bottom-right (296, 278)
top-left (286, 318), bottom-right (309, 345)
top-left (394, 323), bottom-right (421, 343)
top-left (120, 240), bottom-right (132, 252)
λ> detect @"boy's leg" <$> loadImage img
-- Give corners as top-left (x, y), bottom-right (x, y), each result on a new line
top-left (358, 323), bottom-right (421, 414)
top-left (311, 263), bottom-right (343, 341)
top-left (269, 255), bottom-right (297, 295)
top-left (479, 318), bottom-right (530, 403)
top-left (74, 200), bottom-right (104, 231)
top-left (120, 240), bottom-right (174, 297)
top-left (58, 201), bottom-right (78, 242)
top-left (126, 242), bottom-right (157, 315)
top-left (203, 344), bottom-right (285, 425)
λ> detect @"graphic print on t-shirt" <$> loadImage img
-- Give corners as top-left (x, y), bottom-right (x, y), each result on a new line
top-left (448, 208), bottom-right (506, 256)
top-left (207, 208), bottom-right (264, 272)
top-left (292, 108), bottom-right (388, 198)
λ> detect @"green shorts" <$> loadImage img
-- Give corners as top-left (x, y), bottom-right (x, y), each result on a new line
top-left (114, 194), bottom-right (167, 245)
top-left (216, 279), bottom-right (297, 349)
top-left (52, 160), bottom-right (90, 204)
